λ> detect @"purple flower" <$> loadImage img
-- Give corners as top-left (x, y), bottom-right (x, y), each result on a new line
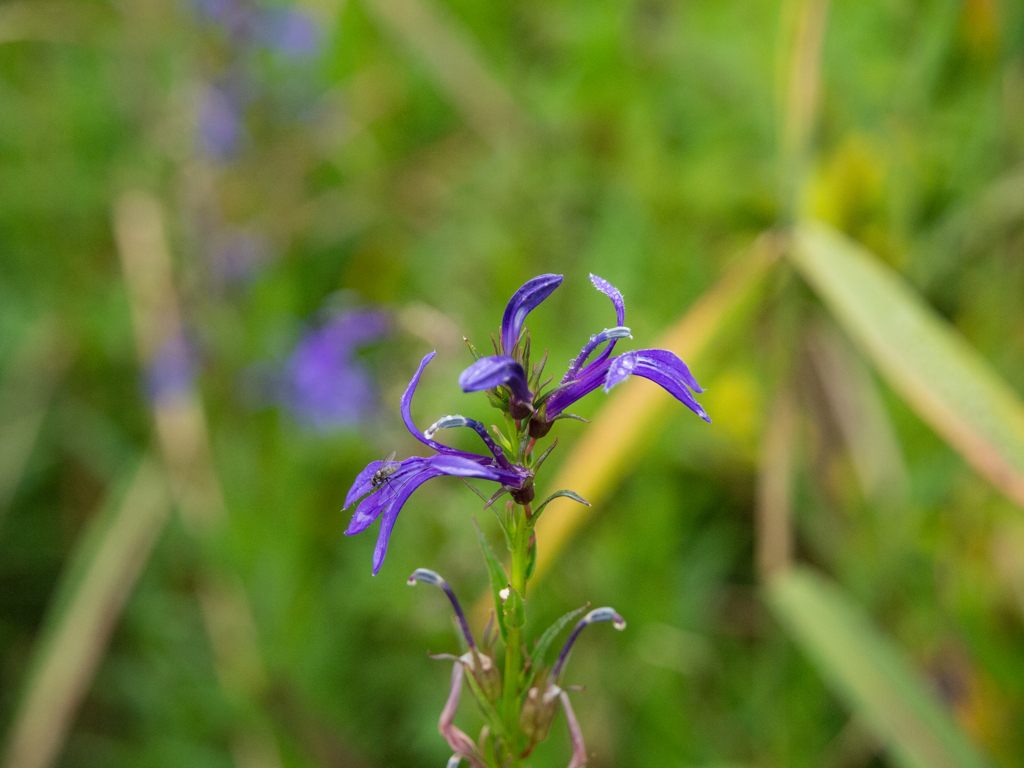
top-left (283, 309), bottom-right (389, 431)
top-left (500, 274), bottom-right (563, 354)
top-left (344, 352), bottom-right (531, 575)
top-left (459, 273), bottom-right (709, 436)
top-left (551, 606), bottom-right (626, 679)
top-left (256, 8), bottom-right (321, 58)
top-left (209, 228), bottom-right (269, 287)
top-left (198, 84), bottom-right (243, 160)
top-left (520, 607), bottom-right (625, 765)
top-left (458, 274), bottom-right (562, 417)
top-left (458, 355), bottom-right (531, 403)
top-left (145, 334), bottom-right (197, 405)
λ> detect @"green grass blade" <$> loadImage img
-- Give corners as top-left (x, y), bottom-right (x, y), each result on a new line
top-left (2, 457), bottom-right (171, 768)
top-left (768, 567), bottom-right (990, 768)
top-left (770, 569), bottom-right (987, 768)
top-left (0, 318), bottom-right (70, 530)
top-left (792, 221), bottom-right (1024, 507)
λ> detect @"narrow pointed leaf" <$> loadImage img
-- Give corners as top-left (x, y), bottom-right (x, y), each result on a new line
top-left (531, 489), bottom-right (589, 524)
top-left (792, 222), bottom-right (1024, 508)
top-left (532, 437), bottom-right (558, 473)
top-left (769, 567), bottom-right (990, 768)
top-left (473, 519), bottom-right (509, 642)
top-left (523, 604), bottom-right (589, 692)
top-left (460, 477), bottom-right (490, 502)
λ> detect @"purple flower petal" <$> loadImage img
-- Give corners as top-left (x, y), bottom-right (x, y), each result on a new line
top-left (603, 351), bottom-right (638, 391)
top-left (559, 690), bottom-right (588, 768)
top-left (198, 85), bottom-right (242, 160)
top-left (500, 274), bottom-right (562, 354)
top-left (561, 326), bottom-right (631, 384)
top-left (343, 460), bottom-right (386, 509)
top-left (283, 309), bottom-right (389, 431)
top-left (256, 8), bottom-right (321, 58)
top-left (345, 453), bottom-right (516, 574)
top-left (634, 348), bottom-right (704, 393)
top-left (581, 274), bottom-right (628, 372)
top-left (604, 349), bottom-right (710, 422)
top-left (547, 349), bottom-right (708, 423)
top-left (458, 355), bottom-right (532, 402)
top-left (403, 352), bottom-right (470, 456)
top-left (145, 334), bottom-right (197, 405)
top-left (426, 415), bottom-right (515, 471)
top-left (589, 273), bottom-right (625, 326)
top-left (544, 361), bottom-right (610, 420)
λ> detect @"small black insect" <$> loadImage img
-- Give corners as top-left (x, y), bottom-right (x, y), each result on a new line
top-left (370, 451), bottom-right (400, 490)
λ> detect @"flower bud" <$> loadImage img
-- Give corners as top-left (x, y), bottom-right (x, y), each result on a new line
top-left (519, 683), bottom-right (560, 745)
top-left (466, 650), bottom-right (502, 703)
top-left (508, 397), bottom-right (534, 420)
top-left (528, 415), bottom-right (554, 439)
top-left (509, 478), bottom-right (535, 504)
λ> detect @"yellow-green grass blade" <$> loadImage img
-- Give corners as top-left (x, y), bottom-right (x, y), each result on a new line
top-left (791, 221), bottom-right (1024, 508)
top-left (530, 233), bottom-right (783, 581)
top-left (768, 567), bottom-right (990, 768)
top-left (471, 234), bottom-right (782, 623)
top-left (2, 457), bottom-right (172, 768)
top-left (0, 318), bottom-right (71, 530)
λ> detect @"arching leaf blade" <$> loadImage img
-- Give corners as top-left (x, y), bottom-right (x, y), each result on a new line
top-left (769, 567), bottom-right (991, 768)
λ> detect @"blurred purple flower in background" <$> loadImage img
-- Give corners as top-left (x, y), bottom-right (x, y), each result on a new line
top-left (192, 0), bottom-right (321, 55)
top-left (208, 228), bottom-right (269, 287)
top-left (198, 84), bottom-right (244, 160)
top-left (145, 334), bottom-right (197, 405)
top-left (282, 309), bottom-right (389, 431)
top-left (192, 0), bottom-right (322, 160)
top-left (256, 7), bottom-right (321, 58)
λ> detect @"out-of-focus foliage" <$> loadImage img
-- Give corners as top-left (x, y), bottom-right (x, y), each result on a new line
top-left (2, 0), bottom-right (1024, 766)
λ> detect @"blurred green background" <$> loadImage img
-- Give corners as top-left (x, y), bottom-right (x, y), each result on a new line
top-left (2, 0), bottom-right (1024, 766)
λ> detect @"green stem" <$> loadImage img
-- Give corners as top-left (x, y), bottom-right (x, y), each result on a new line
top-left (501, 502), bottom-right (531, 765)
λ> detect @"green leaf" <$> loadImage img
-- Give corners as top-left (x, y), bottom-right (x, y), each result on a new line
top-left (460, 477), bottom-right (490, 502)
top-left (531, 489), bottom-right (589, 524)
top-left (769, 567), bottom-right (991, 768)
top-left (792, 221), bottom-right (1024, 507)
top-left (504, 586), bottom-right (525, 629)
top-left (523, 604), bottom-right (588, 692)
top-left (464, 336), bottom-right (482, 361)
top-left (530, 604), bottom-right (587, 670)
top-left (490, 424), bottom-right (514, 453)
top-left (473, 518), bottom-right (509, 642)
top-left (531, 437), bottom-right (558, 472)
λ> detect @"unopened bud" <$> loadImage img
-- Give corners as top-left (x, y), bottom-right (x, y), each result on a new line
top-left (510, 478), bottom-right (535, 505)
top-left (466, 650), bottom-right (502, 703)
top-left (508, 398), bottom-right (533, 420)
top-left (519, 683), bottom-right (560, 745)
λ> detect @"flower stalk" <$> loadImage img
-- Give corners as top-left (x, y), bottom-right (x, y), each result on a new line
top-left (343, 273), bottom-right (709, 766)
